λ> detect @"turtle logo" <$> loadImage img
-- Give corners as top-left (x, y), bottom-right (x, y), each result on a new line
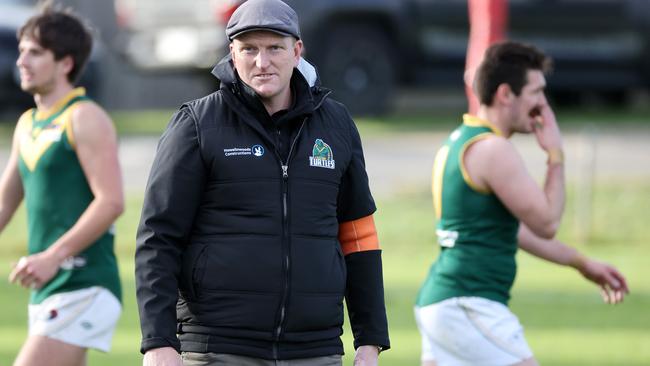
top-left (309, 139), bottom-right (335, 169)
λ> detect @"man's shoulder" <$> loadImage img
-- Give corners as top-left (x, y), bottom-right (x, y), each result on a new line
top-left (70, 100), bottom-right (114, 129)
top-left (180, 90), bottom-right (229, 120)
top-left (319, 96), bottom-right (348, 114)
top-left (462, 133), bottom-right (515, 164)
top-left (183, 90), bottom-right (225, 108)
top-left (16, 108), bottom-right (34, 127)
top-left (315, 97), bottom-right (354, 128)
top-left (67, 101), bottom-right (117, 148)
top-left (71, 98), bottom-right (107, 115)
top-left (474, 134), bottom-right (513, 153)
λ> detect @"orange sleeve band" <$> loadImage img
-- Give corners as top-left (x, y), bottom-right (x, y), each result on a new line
top-left (338, 215), bottom-right (380, 256)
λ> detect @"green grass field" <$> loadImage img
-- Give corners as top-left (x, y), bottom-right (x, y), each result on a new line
top-left (2, 103), bottom-right (650, 144)
top-left (1, 108), bottom-right (649, 364)
top-left (0, 181), bottom-right (648, 365)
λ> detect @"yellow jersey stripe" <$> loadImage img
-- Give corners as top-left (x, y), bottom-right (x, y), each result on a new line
top-left (33, 87), bottom-right (85, 121)
top-left (462, 114), bottom-right (504, 137)
top-left (459, 133), bottom-right (492, 194)
top-left (432, 145), bottom-right (450, 219)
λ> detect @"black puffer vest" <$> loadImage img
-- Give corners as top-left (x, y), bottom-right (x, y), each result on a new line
top-left (171, 56), bottom-right (376, 359)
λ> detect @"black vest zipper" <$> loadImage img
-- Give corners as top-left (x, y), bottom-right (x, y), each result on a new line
top-left (272, 117), bottom-right (307, 359)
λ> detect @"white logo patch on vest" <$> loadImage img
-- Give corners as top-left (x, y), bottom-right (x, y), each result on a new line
top-left (252, 145), bottom-right (265, 157)
top-left (224, 145), bottom-right (265, 158)
top-left (309, 139), bottom-right (335, 169)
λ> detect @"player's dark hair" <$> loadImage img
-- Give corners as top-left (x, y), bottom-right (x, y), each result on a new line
top-left (475, 41), bottom-right (552, 106)
top-left (17, 5), bottom-right (93, 83)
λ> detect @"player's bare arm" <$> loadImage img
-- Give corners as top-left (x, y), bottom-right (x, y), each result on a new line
top-left (9, 102), bottom-right (124, 289)
top-left (518, 224), bottom-right (629, 304)
top-left (531, 102), bottom-right (565, 229)
top-left (464, 133), bottom-right (564, 238)
top-left (0, 123), bottom-right (25, 232)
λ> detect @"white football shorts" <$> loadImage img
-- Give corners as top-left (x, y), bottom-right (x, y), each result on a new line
top-left (28, 286), bottom-right (121, 352)
top-left (415, 297), bottom-right (533, 366)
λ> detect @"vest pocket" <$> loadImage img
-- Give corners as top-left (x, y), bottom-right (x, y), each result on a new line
top-left (194, 236), bottom-right (283, 293)
top-left (189, 290), bottom-right (281, 332)
top-left (179, 243), bottom-right (208, 300)
top-left (285, 236), bottom-right (346, 333)
top-left (290, 236), bottom-right (346, 294)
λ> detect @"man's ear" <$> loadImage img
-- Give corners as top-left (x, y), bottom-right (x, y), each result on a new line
top-left (495, 83), bottom-right (514, 106)
top-left (229, 42), bottom-right (237, 69)
top-left (60, 55), bottom-right (74, 78)
top-left (293, 39), bottom-right (303, 65)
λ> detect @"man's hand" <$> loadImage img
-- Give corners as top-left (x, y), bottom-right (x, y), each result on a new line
top-left (354, 345), bottom-right (380, 366)
top-left (532, 103), bottom-right (563, 152)
top-left (578, 258), bottom-right (629, 304)
top-left (143, 347), bottom-right (182, 366)
top-left (9, 251), bottom-right (61, 289)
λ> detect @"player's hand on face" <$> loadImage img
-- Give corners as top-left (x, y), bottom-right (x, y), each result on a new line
top-left (580, 259), bottom-right (629, 304)
top-left (532, 103), bottom-right (563, 152)
top-left (9, 251), bottom-right (61, 289)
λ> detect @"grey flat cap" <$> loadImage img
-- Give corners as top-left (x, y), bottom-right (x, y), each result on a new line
top-left (226, 0), bottom-right (300, 41)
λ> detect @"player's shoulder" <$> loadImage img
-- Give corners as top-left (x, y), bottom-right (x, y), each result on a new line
top-left (13, 109), bottom-right (35, 145)
top-left (468, 133), bottom-right (514, 157)
top-left (16, 108), bottom-right (34, 127)
top-left (68, 100), bottom-right (117, 146)
top-left (70, 100), bottom-right (114, 128)
top-left (72, 98), bottom-right (107, 116)
top-left (18, 108), bottom-right (33, 120)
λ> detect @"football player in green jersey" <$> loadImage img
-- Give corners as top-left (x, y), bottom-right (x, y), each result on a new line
top-left (415, 41), bottom-right (629, 366)
top-left (0, 7), bottom-right (124, 366)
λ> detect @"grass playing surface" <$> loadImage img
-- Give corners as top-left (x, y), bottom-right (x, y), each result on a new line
top-left (0, 182), bottom-right (648, 365)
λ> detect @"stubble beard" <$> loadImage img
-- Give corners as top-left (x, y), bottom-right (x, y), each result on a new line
top-left (21, 76), bottom-right (56, 97)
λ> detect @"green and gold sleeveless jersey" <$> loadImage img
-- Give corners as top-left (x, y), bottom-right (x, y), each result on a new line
top-left (17, 88), bottom-right (121, 304)
top-left (416, 114), bottom-right (519, 306)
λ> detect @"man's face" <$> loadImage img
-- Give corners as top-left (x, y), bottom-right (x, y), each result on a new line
top-left (230, 31), bottom-right (302, 105)
top-left (511, 70), bottom-right (548, 133)
top-left (16, 37), bottom-right (68, 95)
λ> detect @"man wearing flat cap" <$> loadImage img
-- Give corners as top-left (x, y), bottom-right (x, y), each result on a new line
top-left (135, 0), bottom-right (390, 365)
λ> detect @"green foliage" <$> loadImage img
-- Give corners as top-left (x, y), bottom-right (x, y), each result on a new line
top-left (1, 182), bottom-right (648, 365)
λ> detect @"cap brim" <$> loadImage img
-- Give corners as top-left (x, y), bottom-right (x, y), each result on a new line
top-left (229, 27), bottom-right (296, 41)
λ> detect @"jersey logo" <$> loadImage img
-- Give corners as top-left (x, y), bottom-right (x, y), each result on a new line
top-left (60, 256), bottom-right (88, 270)
top-left (19, 119), bottom-right (66, 171)
top-left (436, 229), bottom-right (458, 248)
top-left (309, 139), bottom-right (335, 169)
